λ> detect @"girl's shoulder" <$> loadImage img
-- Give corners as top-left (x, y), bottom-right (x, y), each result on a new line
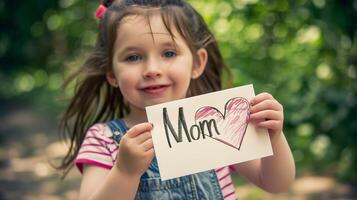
top-left (85, 122), bottom-right (114, 139)
top-left (85, 119), bottom-right (127, 141)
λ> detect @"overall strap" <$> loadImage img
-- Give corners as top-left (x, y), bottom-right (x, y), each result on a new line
top-left (107, 119), bottom-right (128, 144)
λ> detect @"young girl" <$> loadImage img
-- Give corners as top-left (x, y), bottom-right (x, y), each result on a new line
top-left (59, 0), bottom-right (295, 199)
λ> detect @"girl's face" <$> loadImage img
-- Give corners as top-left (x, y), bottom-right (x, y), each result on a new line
top-left (108, 12), bottom-right (207, 111)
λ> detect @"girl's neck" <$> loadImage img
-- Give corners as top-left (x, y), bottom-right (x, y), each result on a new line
top-left (123, 105), bottom-right (148, 128)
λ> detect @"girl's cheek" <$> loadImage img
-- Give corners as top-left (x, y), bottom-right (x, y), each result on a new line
top-left (116, 65), bottom-right (135, 74)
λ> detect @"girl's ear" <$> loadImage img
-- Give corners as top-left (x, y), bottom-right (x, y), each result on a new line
top-left (106, 71), bottom-right (119, 87)
top-left (191, 48), bottom-right (208, 79)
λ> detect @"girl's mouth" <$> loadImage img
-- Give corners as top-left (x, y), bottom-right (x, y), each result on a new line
top-left (141, 85), bottom-right (170, 94)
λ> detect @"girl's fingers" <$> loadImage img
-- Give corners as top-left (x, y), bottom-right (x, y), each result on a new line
top-left (144, 147), bottom-right (155, 158)
top-left (250, 92), bottom-right (274, 105)
top-left (256, 120), bottom-right (282, 131)
top-left (141, 138), bottom-right (154, 152)
top-left (135, 131), bottom-right (152, 143)
top-left (249, 110), bottom-right (282, 121)
top-left (250, 99), bottom-right (283, 113)
top-left (127, 122), bottom-right (153, 138)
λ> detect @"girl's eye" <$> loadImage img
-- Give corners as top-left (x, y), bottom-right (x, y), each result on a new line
top-left (163, 50), bottom-right (176, 58)
top-left (125, 54), bottom-right (142, 62)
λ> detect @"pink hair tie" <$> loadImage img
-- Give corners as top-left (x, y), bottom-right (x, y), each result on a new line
top-left (95, 4), bottom-right (107, 20)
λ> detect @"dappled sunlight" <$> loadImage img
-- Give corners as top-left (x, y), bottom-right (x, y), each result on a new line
top-left (34, 162), bottom-right (51, 177)
top-left (46, 141), bottom-right (69, 159)
top-left (234, 176), bottom-right (356, 200)
top-left (10, 156), bottom-right (47, 173)
top-left (296, 26), bottom-right (321, 44)
top-left (0, 106), bottom-right (81, 199)
top-left (292, 176), bottom-right (335, 195)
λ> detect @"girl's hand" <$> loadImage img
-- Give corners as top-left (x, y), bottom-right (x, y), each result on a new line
top-left (249, 92), bottom-right (284, 140)
top-left (115, 122), bottom-right (154, 178)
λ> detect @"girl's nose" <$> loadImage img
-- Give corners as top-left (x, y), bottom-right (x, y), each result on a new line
top-left (143, 59), bottom-right (162, 79)
top-left (144, 71), bottom-right (162, 79)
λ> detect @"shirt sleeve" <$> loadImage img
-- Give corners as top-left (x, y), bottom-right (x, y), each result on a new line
top-left (228, 164), bottom-right (239, 173)
top-left (74, 123), bottom-right (116, 173)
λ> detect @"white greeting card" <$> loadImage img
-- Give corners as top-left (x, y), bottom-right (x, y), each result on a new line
top-left (146, 84), bottom-right (273, 180)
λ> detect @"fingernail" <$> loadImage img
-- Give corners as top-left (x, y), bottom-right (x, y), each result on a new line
top-left (150, 123), bottom-right (154, 128)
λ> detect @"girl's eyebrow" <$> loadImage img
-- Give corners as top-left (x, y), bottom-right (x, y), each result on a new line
top-left (117, 41), bottom-right (177, 55)
top-left (160, 41), bottom-right (177, 48)
top-left (117, 46), bottom-right (142, 56)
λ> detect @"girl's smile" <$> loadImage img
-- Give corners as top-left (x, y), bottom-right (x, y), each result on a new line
top-left (139, 83), bottom-right (172, 95)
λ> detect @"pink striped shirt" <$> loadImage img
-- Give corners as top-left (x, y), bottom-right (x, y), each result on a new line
top-left (75, 123), bottom-right (238, 200)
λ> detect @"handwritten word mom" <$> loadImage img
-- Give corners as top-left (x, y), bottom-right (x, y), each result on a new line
top-left (163, 107), bottom-right (220, 148)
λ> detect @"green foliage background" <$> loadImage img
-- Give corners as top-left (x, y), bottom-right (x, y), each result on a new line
top-left (1, 0), bottom-right (356, 182)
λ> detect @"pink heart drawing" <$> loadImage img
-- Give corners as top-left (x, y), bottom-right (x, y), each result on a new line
top-left (194, 97), bottom-right (250, 150)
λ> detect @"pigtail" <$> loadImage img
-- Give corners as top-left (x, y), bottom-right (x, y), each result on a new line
top-left (57, 1), bottom-right (129, 176)
top-left (57, 52), bottom-right (128, 177)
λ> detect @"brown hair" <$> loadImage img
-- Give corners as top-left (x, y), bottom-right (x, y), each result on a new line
top-left (58, 0), bottom-right (231, 177)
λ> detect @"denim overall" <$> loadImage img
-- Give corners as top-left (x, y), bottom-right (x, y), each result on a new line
top-left (107, 119), bottom-right (224, 200)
